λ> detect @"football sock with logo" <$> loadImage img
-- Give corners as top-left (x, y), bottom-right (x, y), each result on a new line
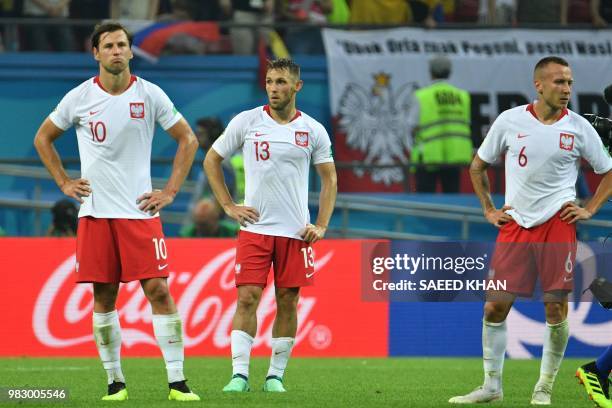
top-left (231, 330), bottom-right (254, 378)
top-left (152, 313), bottom-right (185, 383)
top-left (595, 345), bottom-right (612, 382)
top-left (538, 320), bottom-right (569, 386)
top-left (93, 310), bottom-right (125, 385)
top-left (482, 320), bottom-right (506, 392)
top-left (267, 337), bottom-right (295, 379)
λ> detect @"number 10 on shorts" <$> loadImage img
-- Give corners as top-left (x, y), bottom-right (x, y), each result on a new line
top-left (152, 237), bottom-right (167, 260)
top-left (301, 247), bottom-right (314, 268)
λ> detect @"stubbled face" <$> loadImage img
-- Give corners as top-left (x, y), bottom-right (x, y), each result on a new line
top-left (265, 68), bottom-right (302, 111)
top-left (534, 63), bottom-right (573, 111)
top-left (94, 30), bottom-right (133, 75)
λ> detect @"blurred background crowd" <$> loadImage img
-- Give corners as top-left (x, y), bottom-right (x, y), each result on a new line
top-left (1, 0), bottom-right (612, 53)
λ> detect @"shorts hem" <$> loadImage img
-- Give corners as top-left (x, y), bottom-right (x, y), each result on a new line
top-left (235, 282), bottom-right (267, 288)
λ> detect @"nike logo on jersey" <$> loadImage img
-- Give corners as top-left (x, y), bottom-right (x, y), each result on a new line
top-left (158, 264), bottom-right (168, 270)
top-left (254, 132), bottom-right (265, 137)
top-left (517, 133), bottom-right (529, 138)
top-left (168, 339), bottom-right (181, 344)
top-left (89, 110), bottom-right (100, 115)
top-left (306, 271), bottom-right (317, 278)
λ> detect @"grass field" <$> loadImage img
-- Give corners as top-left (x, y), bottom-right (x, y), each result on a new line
top-left (0, 357), bottom-right (597, 407)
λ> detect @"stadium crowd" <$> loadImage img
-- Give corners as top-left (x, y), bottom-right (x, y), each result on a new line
top-left (1, 0), bottom-right (612, 53)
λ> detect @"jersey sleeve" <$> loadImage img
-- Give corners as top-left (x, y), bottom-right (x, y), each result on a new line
top-left (477, 112), bottom-right (508, 164)
top-left (581, 121), bottom-right (612, 174)
top-left (151, 84), bottom-right (182, 130)
top-left (48, 89), bottom-right (78, 130)
top-left (312, 122), bottom-right (334, 165)
top-left (211, 112), bottom-right (248, 159)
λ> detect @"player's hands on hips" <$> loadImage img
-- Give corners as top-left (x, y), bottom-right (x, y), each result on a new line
top-left (61, 178), bottom-right (91, 203)
top-left (137, 189), bottom-right (174, 215)
top-left (485, 205), bottom-right (514, 228)
top-left (301, 224), bottom-right (326, 244)
top-left (224, 203), bottom-right (259, 227)
top-left (560, 201), bottom-right (592, 224)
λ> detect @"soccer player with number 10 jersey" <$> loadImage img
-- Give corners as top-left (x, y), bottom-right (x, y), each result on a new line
top-left (33, 22), bottom-right (200, 401)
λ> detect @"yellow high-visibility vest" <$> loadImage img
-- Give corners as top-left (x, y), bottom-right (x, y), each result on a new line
top-left (411, 81), bottom-right (473, 166)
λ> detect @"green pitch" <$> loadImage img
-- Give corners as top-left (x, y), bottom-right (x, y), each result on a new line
top-left (0, 357), bottom-right (593, 407)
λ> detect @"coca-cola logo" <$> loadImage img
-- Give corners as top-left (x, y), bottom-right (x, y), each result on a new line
top-left (33, 248), bottom-right (335, 351)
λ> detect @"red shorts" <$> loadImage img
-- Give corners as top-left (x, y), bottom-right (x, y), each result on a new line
top-left (490, 211), bottom-right (576, 296)
top-left (76, 216), bottom-right (170, 283)
top-left (234, 230), bottom-right (314, 288)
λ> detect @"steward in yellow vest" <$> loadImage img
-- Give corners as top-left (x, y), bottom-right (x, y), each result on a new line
top-left (410, 55), bottom-right (473, 192)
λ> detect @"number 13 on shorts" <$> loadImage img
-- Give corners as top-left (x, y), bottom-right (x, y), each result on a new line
top-left (301, 246), bottom-right (314, 268)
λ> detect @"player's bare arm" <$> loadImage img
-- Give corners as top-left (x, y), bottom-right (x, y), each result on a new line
top-left (204, 148), bottom-right (259, 226)
top-left (469, 154), bottom-right (513, 228)
top-left (34, 118), bottom-right (91, 203)
top-left (137, 118), bottom-right (198, 215)
top-left (560, 170), bottom-right (612, 224)
top-left (301, 162), bottom-right (337, 244)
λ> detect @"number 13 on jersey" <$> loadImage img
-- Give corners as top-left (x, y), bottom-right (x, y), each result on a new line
top-left (254, 141), bottom-right (270, 161)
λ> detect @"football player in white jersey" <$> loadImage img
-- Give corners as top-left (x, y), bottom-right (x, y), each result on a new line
top-left (33, 22), bottom-right (200, 402)
top-left (450, 57), bottom-right (612, 405)
top-left (204, 59), bottom-right (337, 393)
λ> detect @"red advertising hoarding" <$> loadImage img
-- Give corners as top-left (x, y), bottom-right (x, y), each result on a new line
top-left (1, 238), bottom-right (387, 357)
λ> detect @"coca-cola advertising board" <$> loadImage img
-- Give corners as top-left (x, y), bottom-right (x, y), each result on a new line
top-left (1, 238), bottom-right (388, 357)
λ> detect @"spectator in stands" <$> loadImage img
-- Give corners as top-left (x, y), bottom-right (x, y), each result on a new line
top-left (349, 0), bottom-right (412, 25)
top-left (280, 0), bottom-right (332, 54)
top-left (327, 0), bottom-right (350, 24)
top-left (47, 199), bottom-right (78, 237)
top-left (220, 0), bottom-right (274, 55)
top-left (0, 0), bottom-right (22, 51)
top-left (184, 117), bottom-right (242, 229)
top-left (22, 0), bottom-right (76, 51)
top-left (408, 55), bottom-right (473, 193)
top-left (70, 0), bottom-right (110, 50)
top-left (566, 0), bottom-right (591, 23)
top-left (515, 0), bottom-right (568, 25)
top-left (180, 198), bottom-right (239, 237)
top-left (591, 0), bottom-right (612, 26)
top-left (478, 0), bottom-right (515, 25)
top-left (110, 0), bottom-right (159, 20)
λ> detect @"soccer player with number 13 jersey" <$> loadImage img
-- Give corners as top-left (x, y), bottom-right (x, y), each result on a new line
top-left (204, 58), bottom-right (337, 393)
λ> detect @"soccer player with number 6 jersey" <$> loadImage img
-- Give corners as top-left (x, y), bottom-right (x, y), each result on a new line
top-left (204, 58), bottom-right (337, 393)
top-left (33, 22), bottom-right (200, 401)
top-left (450, 56), bottom-right (612, 405)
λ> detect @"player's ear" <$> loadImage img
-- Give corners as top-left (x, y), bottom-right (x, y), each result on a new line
top-left (93, 46), bottom-right (100, 62)
top-left (295, 79), bottom-right (304, 92)
top-left (533, 78), bottom-right (542, 94)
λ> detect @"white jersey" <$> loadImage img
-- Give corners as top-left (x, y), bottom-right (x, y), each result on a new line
top-left (49, 75), bottom-right (182, 218)
top-left (478, 104), bottom-right (612, 228)
top-left (212, 106), bottom-right (334, 239)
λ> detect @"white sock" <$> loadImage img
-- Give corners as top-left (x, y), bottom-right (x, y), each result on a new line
top-left (152, 313), bottom-right (185, 383)
top-left (267, 337), bottom-right (294, 379)
top-left (231, 330), bottom-right (254, 378)
top-left (93, 310), bottom-right (125, 385)
top-left (482, 320), bottom-right (506, 393)
top-left (538, 320), bottom-right (569, 386)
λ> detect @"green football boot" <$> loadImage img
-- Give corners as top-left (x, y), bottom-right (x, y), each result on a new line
top-left (222, 374), bottom-right (250, 392)
top-left (576, 362), bottom-right (611, 408)
top-left (101, 381), bottom-right (128, 401)
top-left (168, 380), bottom-right (200, 401)
top-left (263, 376), bottom-right (286, 392)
